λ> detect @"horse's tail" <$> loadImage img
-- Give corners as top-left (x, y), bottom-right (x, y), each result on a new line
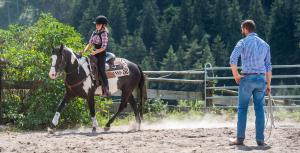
top-left (137, 65), bottom-right (147, 119)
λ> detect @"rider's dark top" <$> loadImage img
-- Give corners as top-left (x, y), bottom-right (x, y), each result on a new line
top-left (89, 30), bottom-right (108, 51)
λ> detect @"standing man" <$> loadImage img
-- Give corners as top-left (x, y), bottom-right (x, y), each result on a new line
top-left (229, 20), bottom-right (272, 146)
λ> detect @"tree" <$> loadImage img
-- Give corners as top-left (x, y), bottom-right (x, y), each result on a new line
top-left (141, 49), bottom-right (158, 71)
top-left (193, 0), bottom-right (215, 36)
top-left (78, 0), bottom-right (99, 40)
top-left (140, 0), bottom-right (159, 49)
top-left (161, 46), bottom-right (182, 70)
top-left (120, 32), bottom-right (147, 64)
top-left (109, 0), bottom-right (127, 43)
top-left (154, 17), bottom-right (171, 62)
top-left (269, 0), bottom-right (296, 64)
top-left (227, 0), bottom-right (243, 50)
top-left (247, 0), bottom-right (268, 39)
top-left (211, 35), bottom-right (227, 66)
top-left (194, 34), bottom-right (215, 69)
top-left (293, 0), bottom-right (300, 62)
top-left (183, 39), bottom-right (202, 69)
top-left (212, 0), bottom-right (230, 40)
top-left (179, 0), bottom-right (193, 37)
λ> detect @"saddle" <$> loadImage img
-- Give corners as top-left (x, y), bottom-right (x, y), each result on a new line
top-left (87, 52), bottom-right (130, 86)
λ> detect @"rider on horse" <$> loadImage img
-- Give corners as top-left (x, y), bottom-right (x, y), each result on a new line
top-left (80, 15), bottom-right (111, 97)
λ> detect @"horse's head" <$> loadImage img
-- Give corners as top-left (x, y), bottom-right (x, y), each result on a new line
top-left (49, 44), bottom-right (65, 79)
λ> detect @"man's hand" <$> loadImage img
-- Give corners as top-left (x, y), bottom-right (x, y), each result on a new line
top-left (266, 71), bottom-right (272, 96)
top-left (230, 64), bottom-right (243, 84)
top-left (233, 74), bottom-right (244, 84)
top-left (266, 85), bottom-right (271, 96)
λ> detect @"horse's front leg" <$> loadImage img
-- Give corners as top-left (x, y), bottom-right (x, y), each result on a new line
top-left (48, 93), bottom-right (72, 134)
top-left (87, 95), bottom-right (98, 133)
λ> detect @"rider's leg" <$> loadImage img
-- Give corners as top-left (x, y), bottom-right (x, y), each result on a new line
top-left (96, 53), bottom-right (110, 97)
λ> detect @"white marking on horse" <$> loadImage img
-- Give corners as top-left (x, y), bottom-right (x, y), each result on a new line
top-left (79, 58), bottom-right (90, 75)
top-left (83, 76), bottom-right (92, 94)
top-left (52, 112), bottom-right (60, 126)
top-left (91, 116), bottom-right (98, 127)
top-left (65, 47), bottom-right (77, 64)
top-left (49, 55), bottom-right (57, 79)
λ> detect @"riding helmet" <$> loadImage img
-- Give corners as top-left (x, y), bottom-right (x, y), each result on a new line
top-left (93, 15), bottom-right (108, 25)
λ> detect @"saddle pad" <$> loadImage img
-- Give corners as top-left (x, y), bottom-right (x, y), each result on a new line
top-left (106, 58), bottom-right (130, 78)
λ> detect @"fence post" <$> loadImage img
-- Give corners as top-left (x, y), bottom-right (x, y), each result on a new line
top-left (0, 58), bottom-right (7, 123)
top-left (204, 63), bottom-right (213, 107)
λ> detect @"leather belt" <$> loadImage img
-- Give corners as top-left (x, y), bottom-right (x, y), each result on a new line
top-left (241, 73), bottom-right (265, 75)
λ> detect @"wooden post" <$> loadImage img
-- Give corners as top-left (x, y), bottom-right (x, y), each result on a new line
top-left (0, 58), bottom-right (7, 123)
top-left (206, 81), bottom-right (214, 107)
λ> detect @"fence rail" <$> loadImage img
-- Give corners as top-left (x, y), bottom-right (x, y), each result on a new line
top-left (204, 63), bottom-right (300, 107)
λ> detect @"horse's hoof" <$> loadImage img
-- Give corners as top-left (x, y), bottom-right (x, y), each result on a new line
top-left (92, 127), bottom-right (97, 133)
top-left (47, 127), bottom-right (55, 134)
top-left (104, 126), bottom-right (110, 132)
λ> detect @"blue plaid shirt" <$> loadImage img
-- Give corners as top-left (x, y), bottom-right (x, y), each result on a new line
top-left (230, 33), bottom-right (272, 73)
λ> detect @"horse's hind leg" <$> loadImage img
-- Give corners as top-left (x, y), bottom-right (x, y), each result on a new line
top-left (129, 94), bottom-right (141, 131)
top-left (87, 96), bottom-right (98, 133)
top-left (48, 93), bottom-right (72, 134)
top-left (104, 90), bottom-right (131, 131)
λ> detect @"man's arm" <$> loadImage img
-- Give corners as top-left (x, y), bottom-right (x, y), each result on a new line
top-left (230, 40), bottom-right (244, 84)
top-left (230, 64), bottom-right (243, 84)
top-left (265, 45), bottom-right (272, 95)
top-left (266, 71), bottom-right (272, 95)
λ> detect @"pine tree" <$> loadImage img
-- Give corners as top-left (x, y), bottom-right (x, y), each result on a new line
top-left (193, 0), bottom-right (215, 35)
top-left (78, 0), bottom-right (99, 40)
top-left (125, 0), bottom-right (143, 34)
top-left (212, 0), bottom-right (230, 40)
top-left (141, 49), bottom-right (158, 71)
top-left (120, 32), bottom-right (147, 64)
top-left (269, 0), bottom-right (295, 64)
top-left (184, 39), bottom-right (202, 69)
top-left (227, 0), bottom-right (243, 50)
top-left (154, 17), bottom-right (171, 62)
top-left (293, 0), bottom-right (300, 62)
top-left (161, 46), bottom-right (182, 70)
top-left (211, 35), bottom-right (227, 66)
top-left (194, 34), bottom-right (215, 69)
top-left (109, 0), bottom-right (127, 43)
top-left (140, 0), bottom-right (159, 49)
top-left (247, 0), bottom-right (268, 39)
top-left (179, 0), bottom-right (193, 37)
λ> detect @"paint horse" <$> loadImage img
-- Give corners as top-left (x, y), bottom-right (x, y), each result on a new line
top-left (48, 44), bottom-right (147, 133)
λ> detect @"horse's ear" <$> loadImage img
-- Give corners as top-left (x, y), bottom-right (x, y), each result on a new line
top-left (59, 44), bottom-right (64, 52)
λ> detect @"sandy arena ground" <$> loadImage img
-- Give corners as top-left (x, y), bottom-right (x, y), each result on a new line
top-left (0, 119), bottom-right (299, 153)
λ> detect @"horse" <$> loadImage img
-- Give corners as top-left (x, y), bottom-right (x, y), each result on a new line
top-left (48, 44), bottom-right (147, 133)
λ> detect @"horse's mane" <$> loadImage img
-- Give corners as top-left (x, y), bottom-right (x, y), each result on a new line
top-left (64, 46), bottom-right (81, 59)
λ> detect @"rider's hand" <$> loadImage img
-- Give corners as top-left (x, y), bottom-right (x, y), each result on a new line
top-left (79, 51), bottom-right (84, 56)
top-left (91, 51), bottom-right (97, 56)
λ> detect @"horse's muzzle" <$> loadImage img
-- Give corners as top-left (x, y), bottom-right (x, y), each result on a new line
top-left (49, 67), bottom-right (57, 79)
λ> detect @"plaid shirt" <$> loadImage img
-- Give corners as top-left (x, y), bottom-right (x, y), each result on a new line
top-left (89, 31), bottom-right (108, 49)
top-left (230, 33), bottom-right (272, 73)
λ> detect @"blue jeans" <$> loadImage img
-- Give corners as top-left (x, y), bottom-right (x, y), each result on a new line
top-left (237, 74), bottom-right (266, 142)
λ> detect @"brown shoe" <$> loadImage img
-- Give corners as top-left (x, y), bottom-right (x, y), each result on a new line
top-left (229, 138), bottom-right (244, 145)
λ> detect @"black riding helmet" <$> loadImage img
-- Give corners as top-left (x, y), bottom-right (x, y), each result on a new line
top-left (93, 15), bottom-right (108, 25)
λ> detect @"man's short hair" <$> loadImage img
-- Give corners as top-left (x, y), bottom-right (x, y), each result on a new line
top-left (241, 20), bottom-right (256, 32)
